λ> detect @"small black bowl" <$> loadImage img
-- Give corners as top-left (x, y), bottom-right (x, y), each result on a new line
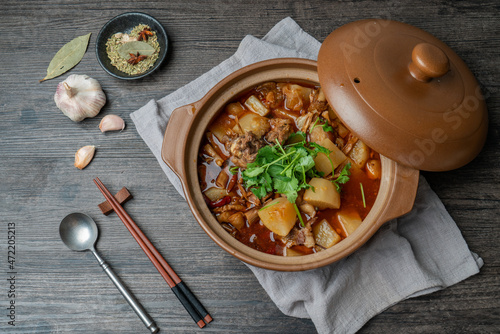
top-left (96, 12), bottom-right (168, 80)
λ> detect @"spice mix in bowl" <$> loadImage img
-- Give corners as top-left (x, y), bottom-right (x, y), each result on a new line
top-left (96, 12), bottom-right (168, 80)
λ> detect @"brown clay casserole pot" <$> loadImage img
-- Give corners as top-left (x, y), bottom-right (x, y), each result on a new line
top-left (161, 20), bottom-right (487, 271)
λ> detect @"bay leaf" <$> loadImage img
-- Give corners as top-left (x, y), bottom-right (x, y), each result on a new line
top-left (40, 33), bottom-right (91, 83)
top-left (117, 41), bottom-right (155, 60)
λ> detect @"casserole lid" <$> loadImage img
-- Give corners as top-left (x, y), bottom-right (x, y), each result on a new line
top-left (317, 19), bottom-right (488, 171)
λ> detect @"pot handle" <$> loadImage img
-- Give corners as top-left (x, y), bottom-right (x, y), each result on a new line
top-left (161, 102), bottom-right (199, 181)
top-left (379, 163), bottom-right (420, 222)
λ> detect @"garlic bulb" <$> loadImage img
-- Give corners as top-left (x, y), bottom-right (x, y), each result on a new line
top-left (74, 145), bottom-right (96, 169)
top-left (54, 74), bottom-right (106, 122)
top-left (99, 115), bottom-right (125, 132)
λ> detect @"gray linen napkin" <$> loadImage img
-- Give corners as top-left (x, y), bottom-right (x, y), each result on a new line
top-left (131, 17), bottom-right (483, 334)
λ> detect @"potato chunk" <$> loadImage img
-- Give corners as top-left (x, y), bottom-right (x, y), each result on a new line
top-left (313, 219), bottom-right (342, 248)
top-left (337, 210), bottom-right (362, 236)
top-left (245, 95), bottom-right (270, 116)
top-left (303, 178), bottom-right (340, 210)
top-left (258, 197), bottom-right (297, 237)
top-left (313, 138), bottom-right (347, 176)
top-left (235, 112), bottom-right (270, 138)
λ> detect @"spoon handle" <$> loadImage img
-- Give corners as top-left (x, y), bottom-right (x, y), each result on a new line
top-left (92, 250), bottom-right (159, 334)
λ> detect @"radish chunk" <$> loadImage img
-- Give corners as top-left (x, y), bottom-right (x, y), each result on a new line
top-left (337, 210), bottom-right (362, 236)
top-left (281, 84), bottom-right (312, 112)
top-left (225, 102), bottom-right (245, 116)
top-left (258, 197), bottom-right (297, 237)
top-left (204, 187), bottom-right (229, 202)
top-left (284, 247), bottom-right (303, 257)
top-left (313, 219), bottom-right (341, 248)
top-left (234, 112), bottom-right (270, 138)
top-left (348, 140), bottom-right (370, 168)
top-left (245, 95), bottom-right (270, 116)
top-left (303, 178), bottom-right (341, 210)
top-left (313, 138), bottom-right (347, 176)
top-left (310, 124), bottom-right (330, 144)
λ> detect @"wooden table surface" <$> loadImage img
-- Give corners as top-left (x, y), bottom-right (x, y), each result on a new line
top-left (1, 1), bottom-right (499, 333)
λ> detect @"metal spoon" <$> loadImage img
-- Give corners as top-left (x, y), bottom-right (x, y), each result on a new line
top-left (59, 212), bottom-right (159, 333)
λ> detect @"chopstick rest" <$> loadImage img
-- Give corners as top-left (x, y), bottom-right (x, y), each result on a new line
top-left (98, 187), bottom-right (133, 215)
top-left (93, 178), bottom-right (213, 328)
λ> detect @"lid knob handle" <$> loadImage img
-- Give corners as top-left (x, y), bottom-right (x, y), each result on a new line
top-left (409, 43), bottom-right (450, 82)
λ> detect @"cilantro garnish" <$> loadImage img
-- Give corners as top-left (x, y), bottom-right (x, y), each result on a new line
top-left (309, 117), bottom-right (320, 132)
top-left (229, 166), bottom-right (239, 175)
top-left (333, 163), bottom-right (351, 192)
top-left (241, 132), bottom-right (323, 204)
top-left (309, 117), bottom-right (334, 133)
top-left (322, 122), bottom-right (335, 133)
top-left (360, 182), bottom-right (366, 208)
top-left (293, 202), bottom-right (306, 227)
top-left (241, 132), bottom-right (352, 210)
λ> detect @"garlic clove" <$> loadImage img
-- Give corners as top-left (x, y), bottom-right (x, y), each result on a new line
top-left (54, 74), bottom-right (106, 122)
top-left (99, 114), bottom-right (125, 133)
top-left (74, 145), bottom-right (96, 170)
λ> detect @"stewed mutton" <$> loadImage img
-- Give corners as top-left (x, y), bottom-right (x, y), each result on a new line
top-left (198, 81), bottom-right (381, 256)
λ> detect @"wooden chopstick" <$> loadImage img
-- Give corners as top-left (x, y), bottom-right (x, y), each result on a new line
top-left (93, 177), bottom-right (213, 328)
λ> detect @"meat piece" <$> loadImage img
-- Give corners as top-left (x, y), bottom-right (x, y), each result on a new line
top-left (216, 211), bottom-right (236, 223)
top-left (229, 132), bottom-right (265, 168)
top-left (265, 118), bottom-right (294, 144)
top-left (256, 82), bottom-right (284, 109)
top-left (215, 170), bottom-right (229, 188)
top-left (244, 207), bottom-right (260, 225)
top-left (213, 204), bottom-right (247, 213)
top-left (227, 212), bottom-right (245, 230)
top-left (282, 220), bottom-right (315, 248)
top-left (203, 143), bottom-right (224, 166)
top-left (237, 182), bottom-right (249, 201)
top-left (299, 203), bottom-right (316, 218)
top-left (308, 88), bottom-right (328, 114)
top-left (247, 193), bottom-right (261, 206)
top-left (341, 134), bottom-right (359, 155)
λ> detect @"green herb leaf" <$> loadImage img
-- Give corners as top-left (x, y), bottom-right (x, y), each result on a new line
top-left (360, 182), bottom-right (366, 208)
top-left (243, 166), bottom-right (265, 178)
top-left (287, 131), bottom-right (306, 145)
top-left (333, 163), bottom-right (352, 192)
top-left (229, 166), bottom-right (239, 175)
top-left (259, 201), bottom-right (279, 211)
top-left (117, 41), bottom-right (156, 59)
top-left (293, 203), bottom-right (305, 227)
top-left (322, 123), bottom-right (335, 133)
top-left (268, 164), bottom-right (285, 177)
top-left (309, 117), bottom-right (320, 133)
top-left (309, 142), bottom-right (330, 156)
top-left (274, 176), bottom-right (299, 203)
top-left (40, 33), bottom-right (91, 82)
top-left (242, 133), bottom-right (322, 204)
